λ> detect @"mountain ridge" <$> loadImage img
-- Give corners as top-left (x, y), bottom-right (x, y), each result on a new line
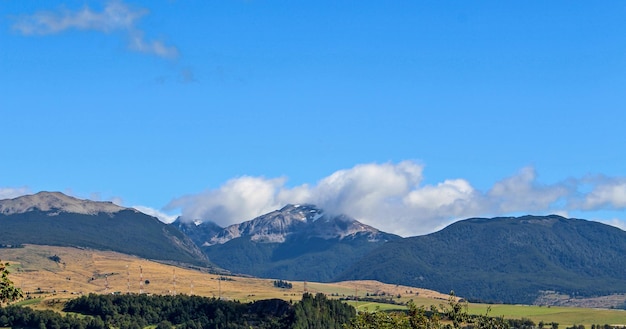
top-left (0, 192), bottom-right (212, 268)
top-left (336, 214), bottom-right (626, 305)
top-left (205, 204), bottom-right (391, 245)
top-left (0, 191), bottom-right (126, 215)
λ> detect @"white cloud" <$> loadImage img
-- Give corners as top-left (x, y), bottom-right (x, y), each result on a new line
top-left (12, 0), bottom-right (178, 59)
top-left (404, 179), bottom-right (477, 211)
top-left (487, 167), bottom-right (570, 213)
top-left (167, 176), bottom-right (290, 227)
top-left (132, 205), bottom-right (178, 223)
top-left (310, 161), bottom-right (424, 218)
top-left (12, 1), bottom-right (142, 34)
top-left (166, 161), bottom-right (479, 236)
top-left (166, 162), bottom-right (617, 237)
top-left (127, 29), bottom-right (178, 59)
top-left (0, 187), bottom-right (31, 200)
top-left (582, 179), bottom-right (626, 210)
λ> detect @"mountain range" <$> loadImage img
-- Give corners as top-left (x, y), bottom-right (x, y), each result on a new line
top-left (3, 191), bottom-right (626, 306)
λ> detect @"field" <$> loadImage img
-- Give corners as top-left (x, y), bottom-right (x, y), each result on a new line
top-left (467, 303), bottom-right (626, 327)
top-left (1, 245), bottom-right (625, 326)
top-left (0, 245), bottom-right (449, 305)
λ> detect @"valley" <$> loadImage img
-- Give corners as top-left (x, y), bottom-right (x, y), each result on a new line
top-left (2, 245), bottom-right (626, 326)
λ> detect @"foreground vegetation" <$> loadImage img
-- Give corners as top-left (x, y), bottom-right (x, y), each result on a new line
top-left (345, 294), bottom-right (626, 329)
top-left (345, 295), bottom-right (512, 329)
top-left (1, 292), bottom-right (354, 329)
top-left (345, 299), bottom-right (626, 327)
top-left (0, 261), bottom-right (22, 305)
top-left (2, 292), bottom-right (625, 329)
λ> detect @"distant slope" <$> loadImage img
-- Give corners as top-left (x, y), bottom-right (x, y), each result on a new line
top-left (184, 204), bottom-right (400, 281)
top-left (206, 234), bottom-right (392, 282)
top-left (0, 192), bottom-right (211, 267)
top-left (171, 218), bottom-right (224, 247)
top-left (336, 215), bottom-right (626, 304)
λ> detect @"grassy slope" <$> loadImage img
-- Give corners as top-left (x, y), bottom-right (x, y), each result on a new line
top-left (0, 245), bottom-right (447, 305)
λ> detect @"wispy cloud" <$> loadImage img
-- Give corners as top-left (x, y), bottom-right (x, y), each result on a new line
top-left (166, 162), bottom-right (626, 236)
top-left (486, 167), bottom-right (571, 213)
top-left (0, 187), bottom-right (31, 200)
top-left (132, 205), bottom-right (178, 223)
top-left (167, 176), bottom-right (291, 226)
top-left (11, 1), bottom-right (178, 59)
top-left (581, 177), bottom-right (626, 210)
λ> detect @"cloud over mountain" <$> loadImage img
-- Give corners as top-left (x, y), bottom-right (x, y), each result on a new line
top-left (486, 167), bottom-right (572, 213)
top-left (3, 162), bottom-right (626, 236)
top-left (167, 176), bottom-right (292, 227)
top-left (167, 162), bottom-right (626, 236)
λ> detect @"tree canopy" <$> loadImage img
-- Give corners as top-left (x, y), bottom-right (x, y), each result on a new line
top-left (0, 260), bottom-right (22, 304)
top-left (344, 293), bottom-right (512, 329)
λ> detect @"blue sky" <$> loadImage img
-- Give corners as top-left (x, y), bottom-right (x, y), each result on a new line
top-left (2, 1), bottom-right (626, 236)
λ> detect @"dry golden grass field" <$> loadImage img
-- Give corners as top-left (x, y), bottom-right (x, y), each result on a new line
top-left (0, 244), bottom-right (449, 309)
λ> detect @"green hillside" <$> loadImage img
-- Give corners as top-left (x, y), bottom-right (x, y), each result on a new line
top-left (204, 233), bottom-right (394, 282)
top-left (0, 209), bottom-right (211, 267)
top-left (336, 215), bottom-right (626, 304)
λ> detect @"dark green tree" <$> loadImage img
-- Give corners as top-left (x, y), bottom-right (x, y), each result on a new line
top-left (156, 320), bottom-right (174, 329)
top-left (0, 260), bottom-right (22, 304)
top-left (293, 293), bottom-right (355, 329)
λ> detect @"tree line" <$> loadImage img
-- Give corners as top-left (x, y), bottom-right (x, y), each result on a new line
top-left (0, 292), bottom-right (354, 329)
top-left (274, 279), bottom-right (293, 289)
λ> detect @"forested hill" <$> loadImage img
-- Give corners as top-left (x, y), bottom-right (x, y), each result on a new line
top-left (0, 192), bottom-right (210, 267)
top-left (336, 215), bottom-right (626, 304)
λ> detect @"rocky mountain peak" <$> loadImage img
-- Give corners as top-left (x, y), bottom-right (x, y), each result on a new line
top-left (277, 204), bottom-right (325, 222)
top-left (204, 204), bottom-right (394, 245)
top-left (0, 191), bottom-right (127, 216)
